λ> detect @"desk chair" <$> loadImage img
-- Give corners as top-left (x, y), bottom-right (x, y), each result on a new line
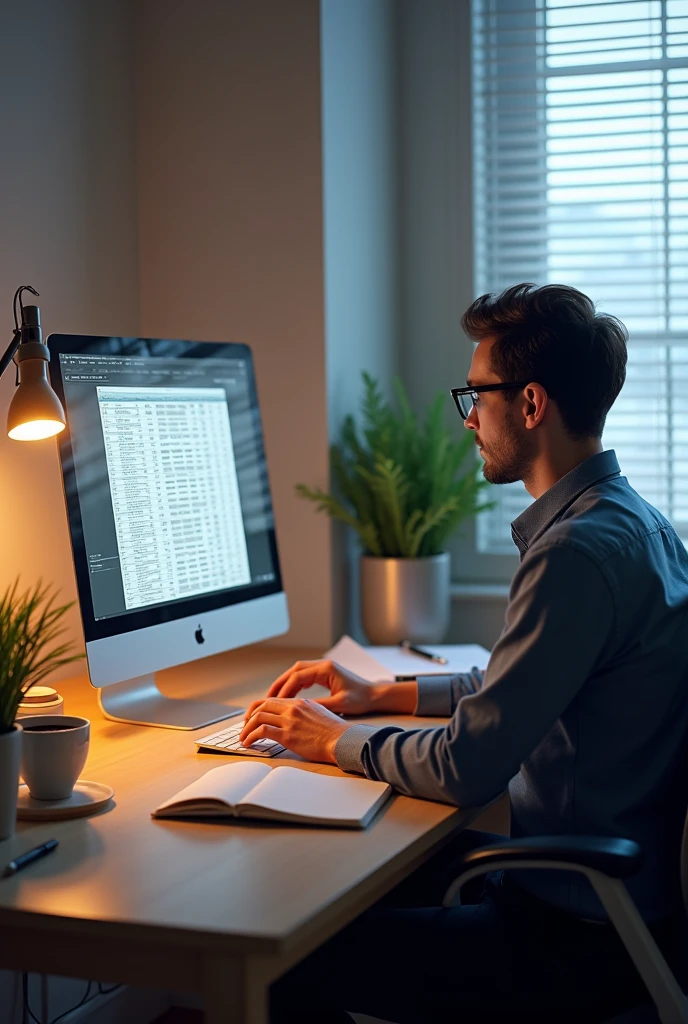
top-left (443, 831), bottom-right (688, 1024)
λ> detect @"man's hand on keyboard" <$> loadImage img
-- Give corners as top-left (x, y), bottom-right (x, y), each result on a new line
top-left (239, 698), bottom-right (350, 765)
top-left (262, 659), bottom-right (379, 715)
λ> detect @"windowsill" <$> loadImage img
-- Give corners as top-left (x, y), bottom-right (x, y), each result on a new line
top-left (451, 582), bottom-right (509, 601)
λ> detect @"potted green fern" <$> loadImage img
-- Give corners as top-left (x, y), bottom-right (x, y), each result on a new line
top-left (0, 579), bottom-right (83, 840)
top-left (297, 373), bottom-right (492, 644)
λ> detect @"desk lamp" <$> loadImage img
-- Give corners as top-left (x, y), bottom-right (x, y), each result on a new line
top-left (1, 286), bottom-right (65, 441)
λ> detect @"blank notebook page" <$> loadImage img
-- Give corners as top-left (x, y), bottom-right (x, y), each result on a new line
top-left (241, 766), bottom-right (389, 822)
top-left (157, 761), bottom-right (271, 811)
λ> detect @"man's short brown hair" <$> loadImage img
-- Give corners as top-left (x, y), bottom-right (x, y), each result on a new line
top-left (461, 283), bottom-right (628, 439)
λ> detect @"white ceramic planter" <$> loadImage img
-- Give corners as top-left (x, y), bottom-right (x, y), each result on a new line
top-left (360, 552), bottom-right (451, 645)
top-left (0, 723), bottom-right (22, 841)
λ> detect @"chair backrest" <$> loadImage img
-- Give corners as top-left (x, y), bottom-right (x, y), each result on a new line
top-left (681, 803), bottom-right (688, 920)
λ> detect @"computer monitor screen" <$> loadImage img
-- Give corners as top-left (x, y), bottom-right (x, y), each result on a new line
top-left (48, 335), bottom-right (289, 728)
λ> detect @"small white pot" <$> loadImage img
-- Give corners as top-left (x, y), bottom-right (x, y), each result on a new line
top-left (0, 723), bottom-right (22, 841)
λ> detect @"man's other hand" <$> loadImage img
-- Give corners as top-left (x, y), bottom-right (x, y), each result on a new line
top-left (261, 659), bottom-right (379, 715)
top-left (239, 698), bottom-right (350, 764)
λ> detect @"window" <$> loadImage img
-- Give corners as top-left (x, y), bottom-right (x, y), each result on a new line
top-left (472, 0), bottom-right (688, 553)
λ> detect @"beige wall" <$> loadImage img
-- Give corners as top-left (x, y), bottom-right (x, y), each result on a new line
top-left (135, 0), bottom-right (332, 648)
top-left (0, 0), bottom-right (139, 674)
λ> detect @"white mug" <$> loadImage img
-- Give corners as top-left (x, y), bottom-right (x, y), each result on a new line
top-left (20, 715), bottom-right (90, 801)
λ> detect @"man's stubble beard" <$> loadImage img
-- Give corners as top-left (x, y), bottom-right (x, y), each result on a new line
top-left (479, 407), bottom-right (536, 486)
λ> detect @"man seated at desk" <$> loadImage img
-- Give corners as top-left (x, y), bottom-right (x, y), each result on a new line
top-left (240, 283), bottom-right (688, 1023)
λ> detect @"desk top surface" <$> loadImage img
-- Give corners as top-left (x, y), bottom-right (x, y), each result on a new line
top-left (0, 645), bottom-right (468, 956)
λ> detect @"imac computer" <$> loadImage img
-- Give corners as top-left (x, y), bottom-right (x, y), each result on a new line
top-left (47, 334), bottom-right (289, 730)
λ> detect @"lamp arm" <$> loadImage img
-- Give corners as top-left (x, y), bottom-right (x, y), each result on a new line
top-left (0, 330), bottom-right (21, 379)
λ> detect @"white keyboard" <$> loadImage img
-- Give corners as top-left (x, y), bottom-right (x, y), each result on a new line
top-left (196, 720), bottom-right (285, 757)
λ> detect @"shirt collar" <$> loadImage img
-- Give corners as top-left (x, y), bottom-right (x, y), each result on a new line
top-left (511, 449), bottom-right (621, 557)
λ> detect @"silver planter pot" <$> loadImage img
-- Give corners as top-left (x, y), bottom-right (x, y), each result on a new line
top-left (0, 723), bottom-right (22, 841)
top-left (360, 553), bottom-right (451, 645)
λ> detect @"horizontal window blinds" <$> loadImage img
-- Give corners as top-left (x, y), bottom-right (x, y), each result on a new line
top-left (472, 0), bottom-right (688, 554)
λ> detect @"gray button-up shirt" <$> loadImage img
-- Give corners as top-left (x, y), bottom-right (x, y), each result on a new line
top-left (335, 450), bottom-right (688, 920)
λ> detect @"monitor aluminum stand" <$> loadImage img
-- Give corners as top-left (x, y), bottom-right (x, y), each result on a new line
top-left (97, 675), bottom-right (243, 731)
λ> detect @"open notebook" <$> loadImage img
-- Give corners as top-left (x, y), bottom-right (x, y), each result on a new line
top-left (152, 761), bottom-right (392, 829)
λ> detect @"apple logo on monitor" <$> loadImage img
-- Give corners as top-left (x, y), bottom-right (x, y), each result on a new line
top-left (194, 624), bottom-right (205, 645)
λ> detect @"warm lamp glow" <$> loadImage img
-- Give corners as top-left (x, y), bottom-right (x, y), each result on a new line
top-left (8, 419), bottom-right (65, 441)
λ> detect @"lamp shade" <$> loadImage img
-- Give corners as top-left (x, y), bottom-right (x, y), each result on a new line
top-left (7, 355), bottom-right (66, 441)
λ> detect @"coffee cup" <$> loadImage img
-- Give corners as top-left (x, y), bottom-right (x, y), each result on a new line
top-left (20, 715), bottom-right (90, 800)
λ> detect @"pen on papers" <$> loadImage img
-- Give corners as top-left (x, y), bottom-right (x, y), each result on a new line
top-left (395, 673), bottom-right (455, 681)
top-left (2, 839), bottom-right (58, 878)
top-left (399, 640), bottom-right (448, 665)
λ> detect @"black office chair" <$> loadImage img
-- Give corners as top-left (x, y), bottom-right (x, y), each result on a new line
top-left (442, 826), bottom-right (688, 1024)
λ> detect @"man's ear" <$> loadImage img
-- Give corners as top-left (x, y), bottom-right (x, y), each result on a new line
top-left (523, 383), bottom-right (548, 429)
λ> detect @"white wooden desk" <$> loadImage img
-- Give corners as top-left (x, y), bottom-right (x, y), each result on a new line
top-left (0, 646), bottom-right (494, 1023)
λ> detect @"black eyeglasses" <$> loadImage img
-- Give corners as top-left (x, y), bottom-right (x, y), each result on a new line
top-left (450, 381), bottom-right (530, 420)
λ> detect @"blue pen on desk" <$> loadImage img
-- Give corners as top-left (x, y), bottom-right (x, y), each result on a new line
top-left (399, 640), bottom-right (448, 665)
top-left (2, 839), bottom-right (58, 878)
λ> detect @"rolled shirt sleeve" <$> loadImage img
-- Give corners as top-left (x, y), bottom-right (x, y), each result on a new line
top-left (334, 541), bottom-right (615, 807)
top-left (415, 667), bottom-right (486, 716)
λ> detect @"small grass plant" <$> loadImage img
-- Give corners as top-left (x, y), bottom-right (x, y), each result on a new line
top-left (0, 579), bottom-right (83, 733)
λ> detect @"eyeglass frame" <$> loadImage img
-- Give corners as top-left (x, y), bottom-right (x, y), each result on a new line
top-left (450, 381), bottom-right (531, 421)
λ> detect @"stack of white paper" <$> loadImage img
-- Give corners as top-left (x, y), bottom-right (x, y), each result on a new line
top-left (322, 635), bottom-right (490, 681)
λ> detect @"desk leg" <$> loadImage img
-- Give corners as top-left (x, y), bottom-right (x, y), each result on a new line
top-left (203, 954), bottom-right (268, 1024)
